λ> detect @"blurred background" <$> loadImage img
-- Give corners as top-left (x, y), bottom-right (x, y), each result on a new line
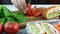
top-left (0, 0), bottom-right (60, 4)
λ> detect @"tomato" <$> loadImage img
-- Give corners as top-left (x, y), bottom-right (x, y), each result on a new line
top-left (4, 22), bottom-right (19, 34)
top-left (31, 6), bottom-right (36, 16)
top-left (39, 9), bottom-right (43, 15)
top-left (12, 22), bottom-right (19, 33)
top-left (34, 10), bottom-right (42, 17)
top-left (0, 24), bottom-right (2, 33)
top-left (26, 3), bottom-right (31, 16)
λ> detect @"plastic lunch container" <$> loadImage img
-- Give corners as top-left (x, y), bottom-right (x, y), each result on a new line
top-left (26, 20), bottom-right (60, 34)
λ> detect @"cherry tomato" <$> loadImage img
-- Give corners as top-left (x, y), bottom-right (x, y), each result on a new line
top-left (26, 3), bottom-right (31, 16)
top-left (31, 6), bottom-right (36, 16)
top-left (0, 24), bottom-right (2, 33)
top-left (4, 22), bottom-right (19, 34)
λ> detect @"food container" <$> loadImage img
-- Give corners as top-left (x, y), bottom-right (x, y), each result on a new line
top-left (26, 20), bottom-right (60, 34)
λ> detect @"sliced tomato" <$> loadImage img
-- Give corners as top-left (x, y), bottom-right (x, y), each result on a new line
top-left (26, 3), bottom-right (31, 16)
top-left (31, 6), bottom-right (36, 16)
top-left (33, 10), bottom-right (42, 17)
top-left (54, 25), bottom-right (60, 32)
top-left (39, 9), bottom-right (43, 15)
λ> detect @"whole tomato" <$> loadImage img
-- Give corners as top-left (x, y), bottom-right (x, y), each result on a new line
top-left (0, 23), bottom-right (2, 34)
top-left (4, 22), bottom-right (19, 34)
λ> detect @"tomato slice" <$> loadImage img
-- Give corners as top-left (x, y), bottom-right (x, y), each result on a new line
top-left (39, 9), bottom-right (43, 15)
top-left (31, 6), bottom-right (36, 16)
top-left (34, 10), bottom-right (42, 17)
top-left (26, 3), bottom-right (31, 16)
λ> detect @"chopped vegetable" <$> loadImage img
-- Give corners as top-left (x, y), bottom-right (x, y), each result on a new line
top-left (33, 10), bottom-right (42, 17)
top-left (31, 6), bottom-right (36, 16)
top-left (26, 4), bottom-right (31, 16)
top-left (25, 5), bottom-right (42, 17)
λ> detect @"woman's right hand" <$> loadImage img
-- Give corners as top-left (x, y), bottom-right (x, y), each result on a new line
top-left (11, 0), bottom-right (27, 13)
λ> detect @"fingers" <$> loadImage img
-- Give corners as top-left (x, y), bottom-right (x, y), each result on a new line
top-left (16, 0), bottom-right (25, 11)
top-left (19, 0), bottom-right (27, 13)
top-left (11, 0), bottom-right (20, 10)
top-left (21, 0), bottom-right (27, 9)
top-left (11, 0), bottom-right (27, 13)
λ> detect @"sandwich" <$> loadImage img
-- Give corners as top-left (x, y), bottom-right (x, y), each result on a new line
top-left (27, 23), bottom-right (59, 34)
top-left (27, 23), bottom-right (46, 34)
top-left (42, 6), bottom-right (60, 19)
top-left (41, 23), bottom-right (59, 34)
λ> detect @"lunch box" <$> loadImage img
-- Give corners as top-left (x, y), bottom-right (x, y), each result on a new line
top-left (26, 20), bottom-right (60, 34)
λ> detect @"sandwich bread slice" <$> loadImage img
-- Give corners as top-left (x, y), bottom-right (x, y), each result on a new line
top-left (42, 6), bottom-right (60, 19)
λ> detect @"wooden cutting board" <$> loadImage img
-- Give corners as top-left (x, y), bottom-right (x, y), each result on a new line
top-left (19, 16), bottom-right (60, 28)
top-left (13, 8), bottom-right (60, 28)
top-left (19, 8), bottom-right (60, 28)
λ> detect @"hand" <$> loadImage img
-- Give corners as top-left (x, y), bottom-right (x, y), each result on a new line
top-left (11, 0), bottom-right (27, 13)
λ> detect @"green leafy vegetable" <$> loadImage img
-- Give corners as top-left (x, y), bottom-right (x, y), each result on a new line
top-left (0, 6), bottom-right (4, 17)
top-left (3, 6), bottom-right (12, 17)
top-left (0, 18), bottom-right (6, 26)
top-left (6, 17), bottom-right (15, 22)
top-left (0, 5), bottom-right (26, 25)
top-left (12, 12), bottom-right (26, 23)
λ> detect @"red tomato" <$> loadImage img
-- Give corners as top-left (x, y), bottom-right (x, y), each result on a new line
top-left (0, 24), bottom-right (2, 33)
top-left (26, 3), bottom-right (31, 16)
top-left (31, 6), bottom-right (36, 16)
top-left (4, 22), bottom-right (19, 34)
top-left (34, 10), bottom-right (42, 17)
top-left (12, 22), bottom-right (19, 33)
top-left (39, 9), bottom-right (43, 15)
